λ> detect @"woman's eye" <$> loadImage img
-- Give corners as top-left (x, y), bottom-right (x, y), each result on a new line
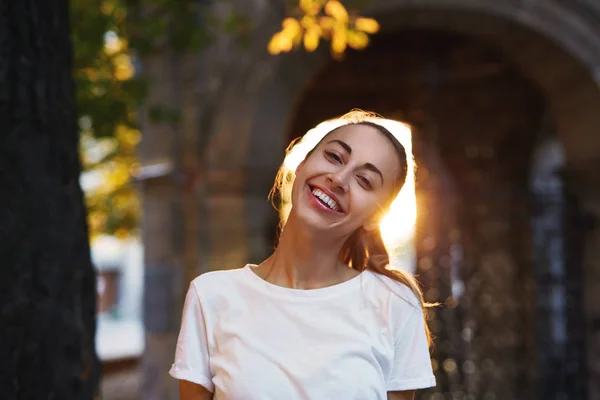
top-left (325, 151), bottom-right (342, 163)
top-left (358, 176), bottom-right (372, 189)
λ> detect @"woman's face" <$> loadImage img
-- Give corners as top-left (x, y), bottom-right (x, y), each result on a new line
top-left (290, 124), bottom-right (402, 238)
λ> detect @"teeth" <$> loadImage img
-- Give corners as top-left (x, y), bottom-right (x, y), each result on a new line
top-left (312, 188), bottom-right (339, 212)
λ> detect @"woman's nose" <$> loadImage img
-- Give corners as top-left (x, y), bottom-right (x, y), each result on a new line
top-left (327, 171), bottom-right (349, 192)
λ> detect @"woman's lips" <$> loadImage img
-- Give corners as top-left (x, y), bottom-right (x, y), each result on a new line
top-left (307, 185), bottom-right (346, 215)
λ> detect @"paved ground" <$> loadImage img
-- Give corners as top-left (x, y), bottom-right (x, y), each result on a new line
top-left (101, 360), bottom-right (141, 400)
top-left (96, 317), bottom-right (144, 399)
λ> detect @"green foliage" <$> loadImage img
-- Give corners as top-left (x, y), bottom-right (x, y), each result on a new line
top-left (70, 0), bottom-right (247, 239)
top-left (71, 0), bottom-right (142, 239)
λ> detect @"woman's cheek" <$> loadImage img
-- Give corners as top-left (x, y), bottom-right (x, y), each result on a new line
top-left (354, 193), bottom-right (382, 218)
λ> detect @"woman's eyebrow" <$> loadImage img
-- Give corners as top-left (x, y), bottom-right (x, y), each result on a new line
top-left (326, 139), bottom-right (352, 154)
top-left (364, 163), bottom-right (384, 184)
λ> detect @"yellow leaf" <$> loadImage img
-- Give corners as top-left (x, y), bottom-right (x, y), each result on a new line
top-left (331, 29), bottom-right (347, 54)
top-left (268, 33), bottom-right (283, 55)
top-left (113, 54), bottom-right (134, 81)
top-left (301, 15), bottom-right (317, 29)
top-left (115, 124), bottom-right (128, 140)
top-left (282, 18), bottom-right (303, 45)
top-left (319, 16), bottom-right (335, 32)
top-left (355, 17), bottom-right (380, 34)
top-left (114, 228), bottom-right (129, 239)
top-left (282, 18), bottom-right (301, 33)
top-left (268, 28), bottom-right (296, 54)
top-left (107, 163), bottom-right (130, 187)
top-left (347, 30), bottom-right (369, 50)
top-left (278, 32), bottom-right (294, 52)
top-left (115, 126), bottom-right (141, 152)
top-left (293, 31), bottom-right (303, 47)
top-left (88, 212), bottom-right (107, 235)
top-left (299, 0), bottom-right (322, 16)
top-left (303, 27), bottom-right (320, 52)
top-left (116, 124), bottom-right (141, 146)
top-left (324, 0), bottom-right (348, 24)
top-left (115, 67), bottom-right (133, 81)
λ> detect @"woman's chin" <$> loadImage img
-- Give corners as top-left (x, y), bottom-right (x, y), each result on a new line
top-left (293, 209), bottom-right (356, 240)
top-left (289, 208), bottom-right (333, 233)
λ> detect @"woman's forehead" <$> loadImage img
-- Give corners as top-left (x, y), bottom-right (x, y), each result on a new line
top-left (325, 124), bottom-right (397, 154)
top-left (323, 124), bottom-right (401, 176)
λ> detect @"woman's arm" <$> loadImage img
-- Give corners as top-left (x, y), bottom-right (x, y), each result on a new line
top-left (388, 390), bottom-right (415, 400)
top-left (179, 380), bottom-right (213, 400)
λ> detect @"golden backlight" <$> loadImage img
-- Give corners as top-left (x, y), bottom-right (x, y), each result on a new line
top-left (280, 118), bottom-right (417, 253)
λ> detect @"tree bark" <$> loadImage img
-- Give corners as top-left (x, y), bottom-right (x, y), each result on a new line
top-left (0, 1), bottom-right (99, 399)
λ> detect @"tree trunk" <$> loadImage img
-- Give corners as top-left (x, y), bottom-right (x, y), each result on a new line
top-left (0, 1), bottom-right (99, 399)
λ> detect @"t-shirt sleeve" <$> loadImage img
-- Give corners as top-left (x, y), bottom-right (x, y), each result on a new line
top-left (169, 282), bottom-right (214, 392)
top-left (387, 307), bottom-right (436, 391)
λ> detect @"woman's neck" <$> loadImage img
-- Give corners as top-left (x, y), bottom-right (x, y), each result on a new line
top-left (257, 213), bottom-right (357, 290)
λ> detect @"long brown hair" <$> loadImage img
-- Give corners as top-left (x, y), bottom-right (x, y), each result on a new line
top-left (269, 110), bottom-right (435, 346)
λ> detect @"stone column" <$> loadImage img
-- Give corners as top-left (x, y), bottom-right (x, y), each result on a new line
top-left (138, 50), bottom-right (202, 400)
top-left (203, 169), bottom-right (251, 272)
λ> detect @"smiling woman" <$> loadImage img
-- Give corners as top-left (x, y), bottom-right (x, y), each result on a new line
top-left (169, 110), bottom-right (436, 400)
top-left (277, 112), bottom-right (417, 260)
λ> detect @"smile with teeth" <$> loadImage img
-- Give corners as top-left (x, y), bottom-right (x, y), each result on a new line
top-left (311, 187), bottom-right (341, 212)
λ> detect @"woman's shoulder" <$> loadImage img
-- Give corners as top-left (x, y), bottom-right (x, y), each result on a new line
top-left (190, 265), bottom-right (248, 293)
top-left (363, 268), bottom-right (422, 311)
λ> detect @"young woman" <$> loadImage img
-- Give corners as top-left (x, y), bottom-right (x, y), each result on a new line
top-left (170, 110), bottom-right (436, 399)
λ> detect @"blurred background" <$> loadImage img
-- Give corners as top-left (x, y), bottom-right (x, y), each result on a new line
top-left (68, 0), bottom-right (600, 399)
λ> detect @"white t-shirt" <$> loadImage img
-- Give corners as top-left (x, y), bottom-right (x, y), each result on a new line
top-left (169, 265), bottom-right (436, 399)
